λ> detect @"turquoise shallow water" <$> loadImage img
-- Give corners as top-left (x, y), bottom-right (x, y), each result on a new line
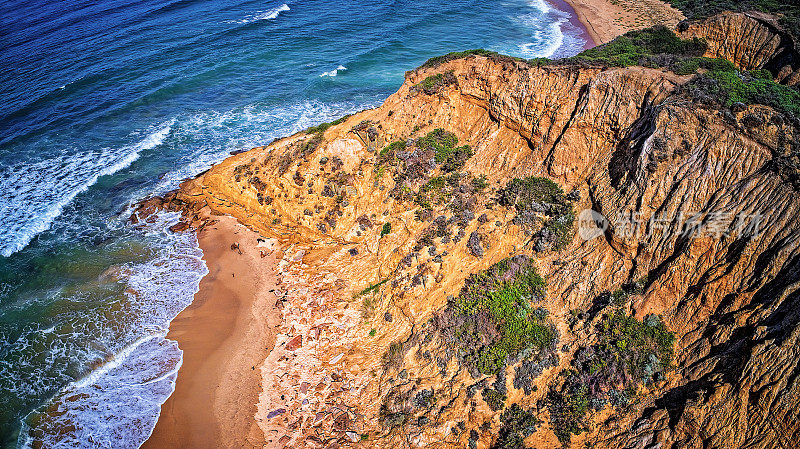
top-left (0, 0), bottom-right (588, 446)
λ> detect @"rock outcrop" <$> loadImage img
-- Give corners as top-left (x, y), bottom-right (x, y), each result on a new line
top-left (678, 10), bottom-right (800, 85)
top-left (143, 13), bottom-right (800, 449)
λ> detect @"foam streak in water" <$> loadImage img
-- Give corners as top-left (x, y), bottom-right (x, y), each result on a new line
top-left (0, 121), bottom-right (172, 257)
top-left (16, 212), bottom-right (207, 449)
top-left (226, 4), bottom-right (290, 24)
top-left (320, 65), bottom-right (348, 77)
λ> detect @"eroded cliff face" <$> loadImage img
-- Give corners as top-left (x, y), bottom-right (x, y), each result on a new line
top-left (678, 10), bottom-right (800, 85)
top-left (145, 16), bottom-right (800, 449)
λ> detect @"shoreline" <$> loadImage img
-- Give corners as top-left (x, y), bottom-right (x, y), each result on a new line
top-left (142, 215), bottom-right (280, 449)
top-left (140, 2), bottom-right (654, 447)
top-left (548, 0), bottom-right (597, 50)
top-left (563, 0), bottom-right (685, 45)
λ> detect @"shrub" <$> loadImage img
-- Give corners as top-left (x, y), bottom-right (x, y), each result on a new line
top-left (482, 388), bottom-right (507, 411)
top-left (499, 177), bottom-right (575, 250)
top-left (547, 308), bottom-right (675, 445)
top-left (446, 256), bottom-right (556, 375)
top-left (683, 59), bottom-right (800, 120)
top-left (358, 278), bottom-right (389, 296)
top-left (665, 0), bottom-right (800, 44)
top-left (472, 175), bottom-right (489, 192)
top-left (499, 177), bottom-right (564, 207)
top-left (491, 404), bottom-right (540, 449)
top-left (413, 71), bottom-right (457, 95)
top-left (417, 128), bottom-right (474, 172)
top-left (380, 222), bottom-right (392, 238)
top-left (379, 141), bottom-right (406, 166)
top-left (564, 26), bottom-right (706, 68)
top-left (418, 49), bottom-right (525, 70)
top-left (305, 114), bottom-right (351, 134)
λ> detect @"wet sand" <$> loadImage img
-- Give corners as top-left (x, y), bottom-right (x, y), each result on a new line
top-left (142, 215), bottom-right (280, 449)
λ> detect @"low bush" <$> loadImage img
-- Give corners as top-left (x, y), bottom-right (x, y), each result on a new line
top-left (481, 388), bottom-right (507, 411)
top-left (499, 177), bottom-right (575, 250)
top-left (683, 61), bottom-right (800, 120)
top-left (491, 404), bottom-right (540, 449)
top-left (380, 222), bottom-right (392, 238)
top-left (305, 114), bottom-right (351, 134)
top-left (563, 26), bottom-right (706, 67)
top-left (664, 0), bottom-right (800, 44)
top-left (547, 307), bottom-right (674, 445)
top-left (418, 49), bottom-right (525, 70)
top-left (413, 71), bottom-right (457, 95)
top-left (441, 256), bottom-right (556, 376)
top-left (417, 128), bottom-right (474, 172)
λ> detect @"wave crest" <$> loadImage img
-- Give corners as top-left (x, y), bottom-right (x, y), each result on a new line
top-left (226, 4), bottom-right (290, 25)
top-left (320, 65), bottom-right (348, 77)
top-left (0, 121), bottom-right (172, 257)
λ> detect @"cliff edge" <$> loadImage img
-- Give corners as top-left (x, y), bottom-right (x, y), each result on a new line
top-left (140, 12), bottom-right (800, 449)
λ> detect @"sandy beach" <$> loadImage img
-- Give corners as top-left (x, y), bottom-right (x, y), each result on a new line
top-left (142, 215), bottom-right (280, 449)
top-left (565, 0), bottom-right (684, 44)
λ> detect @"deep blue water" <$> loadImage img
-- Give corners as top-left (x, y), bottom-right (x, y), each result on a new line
top-left (0, 0), bottom-right (588, 447)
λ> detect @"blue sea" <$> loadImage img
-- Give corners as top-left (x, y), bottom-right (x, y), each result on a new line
top-left (0, 0), bottom-right (588, 446)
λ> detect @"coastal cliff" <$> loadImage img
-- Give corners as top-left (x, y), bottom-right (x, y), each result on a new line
top-left (140, 11), bottom-right (800, 449)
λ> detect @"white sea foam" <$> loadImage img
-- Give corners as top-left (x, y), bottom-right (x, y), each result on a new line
top-left (13, 98), bottom-right (380, 448)
top-left (0, 121), bottom-right (172, 257)
top-left (139, 99), bottom-right (380, 199)
top-left (226, 3), bottom-right (290, 24)
top-left (514, 0), bottom-right (586, 59)
top-left (320, 65), bottom-right (348, 77)
top-left (16, 212), bottom-right (207, 449)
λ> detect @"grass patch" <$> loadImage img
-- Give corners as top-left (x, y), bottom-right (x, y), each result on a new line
top-left (563, 26), bottom-right (706, 67)
top-left (305, 114), bottom-right (351, 134)
top-left (417, 49), bottom-right (525, 71)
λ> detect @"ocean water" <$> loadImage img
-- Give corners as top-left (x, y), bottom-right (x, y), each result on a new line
top-left (0, 0), bottom-right (588, 447)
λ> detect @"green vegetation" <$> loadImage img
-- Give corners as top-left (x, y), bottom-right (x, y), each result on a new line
top-left (664, 0), bottom-right (800, 42)
top-left (378, 140), bottom-right (406, 166)
top-left (412, 71), bottom-right (457, 95)
top-left (499, 177), bottom-right (575, 250)
top-left (358, 278), bottom-right (389, 296)
top-left (491, 404), bottom-right (540, 449)
top-left (683, 59), bottom-right (800, 120)
top-left (369, 328), bottom-right (377, 337)
top-left (304, 114), bottom-right (351, 134)
top-left (472, 175), bottom-right (489, 192)
top-left (547, 304), bottom-right (675, 445)
top-left (499, 177), bottom-right (564, 207)
top-left (481, 388), bottom-right (507, 411)
top-left (564, 26), bottom-right (706, 67)
top-left (418, 49), bottom-right (525, 70)
top-left (380, 222), bottom-right (392, 238)
top-left (443, 256), bottom-right (556, 376)
top-left (417, 128), bottom-right (474, 173)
